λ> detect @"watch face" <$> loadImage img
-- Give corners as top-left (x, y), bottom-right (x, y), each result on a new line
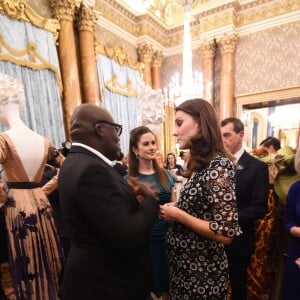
top-left (63, 141), bottom-right (72, 149)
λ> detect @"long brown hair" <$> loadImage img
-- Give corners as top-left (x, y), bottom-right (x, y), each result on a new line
top-left (175, 98), bottom-right (232, 175)
top-left (128, 126), bottom-right (171, 191)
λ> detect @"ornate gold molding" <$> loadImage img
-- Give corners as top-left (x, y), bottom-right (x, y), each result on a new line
top-left (96, 0), bottom-right (299, 49)
top-left (95, 39), bottom-right (143, 72)
top-left (0, 0), bottom-right (60, 38)
top-left (50, 0), bottom-right (81, 22)
top-left (218, 33), bottom-right (238, 55)
top-left (77, 4), bottom-right (98, 32)
top-left (94, 38), bottom-right (105, 55)
top-left (0, 31), bottom-right (62, 94)
top-left (237, 0), bottom-right (300, 27)
top-left (103, 73), bottom-right (138, 97)
top-left (200, 10), bottom-right (238, 33)
top-left (95, 0), bottom-right (137, 36)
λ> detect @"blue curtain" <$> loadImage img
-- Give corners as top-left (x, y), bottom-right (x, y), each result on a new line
top-left (0, 14), bottom-right (65, 148)
top-left (96, 54), bottom-right (143, 154)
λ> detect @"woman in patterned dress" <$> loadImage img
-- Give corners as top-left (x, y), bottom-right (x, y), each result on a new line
top-left (160, 99), bottom-right (241, 300)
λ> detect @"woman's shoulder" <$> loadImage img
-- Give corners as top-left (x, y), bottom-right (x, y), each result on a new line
top-left (213, 152), bottom-right (231, 162)
top-left (209, 153), bottom-right (234, 169)
top-left (288, 179), bottom-right (300, 194)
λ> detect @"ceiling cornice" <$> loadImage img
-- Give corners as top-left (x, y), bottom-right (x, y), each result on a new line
top-left (95, 0), bottom-right (300, 56)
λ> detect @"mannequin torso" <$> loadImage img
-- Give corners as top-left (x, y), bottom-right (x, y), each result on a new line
top-left (0, 102), bottom-right (45, 181)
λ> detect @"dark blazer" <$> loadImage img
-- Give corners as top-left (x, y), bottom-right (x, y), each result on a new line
top-left (225, 151), bottom-right (269, 256)
top-left (113, 161), bottom-right (128, 176)
top-left (58, 146), bottom-right (158, 300)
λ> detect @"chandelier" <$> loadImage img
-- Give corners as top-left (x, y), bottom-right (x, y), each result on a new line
top-left (164, 0), bottom-right (204, 106)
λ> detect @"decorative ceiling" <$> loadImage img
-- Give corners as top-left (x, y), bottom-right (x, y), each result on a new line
top-left (115, 0), bottom-right (223, 27)
top-left (94, 0), bottom-right (300, 54)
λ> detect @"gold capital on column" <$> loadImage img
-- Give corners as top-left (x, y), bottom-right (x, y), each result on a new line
top-left (151, 50), bottom-right (164, 90)
top-left (77, 3), bottom-right (98, 33)
top-left (198, 40), bottom-right (216, 59)
top-left (151, 50), bottom-right (164, 68)
top-left (198, 40), bottom-right (216, 104)
top-left (77, 2), bottom-right (100, 105)
top-left (137, 43), bottom-right (154, 86)
top-left (218, 34), bottom-right (238, 120)
top-left (50, 0), bottom-right (82, 139)
top-left (219, 33), bottom-right (238, 55)
top-left (50, 0), bottom-right (81, 22)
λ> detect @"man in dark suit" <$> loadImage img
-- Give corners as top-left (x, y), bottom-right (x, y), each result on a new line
top-left (221, 117), bottom-right (269, 300)
top-left (113, 151), bottom-right (128, 177)
top-left (58, 104), bottom-right (158, 300)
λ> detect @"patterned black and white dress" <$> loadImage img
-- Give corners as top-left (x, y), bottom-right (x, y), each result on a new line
top-left (166, 154), bottom-right (241, 300)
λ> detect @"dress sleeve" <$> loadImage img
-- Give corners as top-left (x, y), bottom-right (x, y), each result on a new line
top-left (207, 160), bottom-right (241, 238)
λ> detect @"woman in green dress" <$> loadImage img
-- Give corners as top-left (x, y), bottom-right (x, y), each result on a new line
top-left (126, 126), bottom-right (176, 300)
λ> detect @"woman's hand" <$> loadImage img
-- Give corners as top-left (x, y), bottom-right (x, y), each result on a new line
top-left (290, 226), bottom-right (300, 238)
top-left (57, 153), bottom-right (65, 166)
top-left (159, 202), bottom-right (179, 221)
top-left (127, 176), bottom-right (157, 203)
top-left (295, 257), bottom-right (300, 268)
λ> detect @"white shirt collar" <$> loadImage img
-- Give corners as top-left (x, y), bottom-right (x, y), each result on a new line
top-left (233, 147), bottom-right (245, 163)
top-left (71, 142), bottom-right (116, 167)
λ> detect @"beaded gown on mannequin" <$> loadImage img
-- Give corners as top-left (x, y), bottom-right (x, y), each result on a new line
top-left (0, 73), bottom-right (63, 300)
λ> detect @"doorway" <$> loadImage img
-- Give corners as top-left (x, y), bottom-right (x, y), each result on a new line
top-left (235, 86), bottom-right (300, 151)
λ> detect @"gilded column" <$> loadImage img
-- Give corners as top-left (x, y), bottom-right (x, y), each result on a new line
top-left (163, 101), bottom-right (176, 157)
top-left (151, 50), bottom-right (164, 90)
top-left (51, 0), bottom-right (82, 137)
top-left (150, 50), bottom-right (164, 154)
top-left (137, 43), bottom-right (154, 87)
top-left (77, 1), bottom-right (100, 105)
top-left (218, 34), bottom-right (238, 120)
top-left (198, 40), bottom-right (216, 105)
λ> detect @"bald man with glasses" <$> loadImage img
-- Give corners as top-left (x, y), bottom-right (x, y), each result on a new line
top-left (58, 103), bottom-right (158, 300)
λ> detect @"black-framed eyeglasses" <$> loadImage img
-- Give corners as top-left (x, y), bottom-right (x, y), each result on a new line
top-left (93, 120), bottom-right (123, 136)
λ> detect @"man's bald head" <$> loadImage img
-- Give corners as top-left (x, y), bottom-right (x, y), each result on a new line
top-left (69, 104), bottom-right (121, 160)
top-left (70, 104), bottom-right (113, 142)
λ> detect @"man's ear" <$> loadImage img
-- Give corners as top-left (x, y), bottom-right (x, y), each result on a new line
top-left (239, 131), bottom-right (245, 138)
top-left (94, 123), bottom-right (104, 137)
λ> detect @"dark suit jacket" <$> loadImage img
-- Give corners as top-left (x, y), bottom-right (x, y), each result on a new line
top-left (113, 161), bottom-right (128, 177)
top-left (58, 146), bottom-right (158, 300)
top-left (225, 151), bottom-right (269, 256)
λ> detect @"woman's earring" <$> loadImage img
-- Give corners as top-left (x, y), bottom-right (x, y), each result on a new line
top-left (135, 153), bottom-right (139, 160)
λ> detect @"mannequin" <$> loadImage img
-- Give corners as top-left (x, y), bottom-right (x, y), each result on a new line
top-left (0, 72), bottom-right (63, 300)
top-left (0, 102), bottom-right (44, 181)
